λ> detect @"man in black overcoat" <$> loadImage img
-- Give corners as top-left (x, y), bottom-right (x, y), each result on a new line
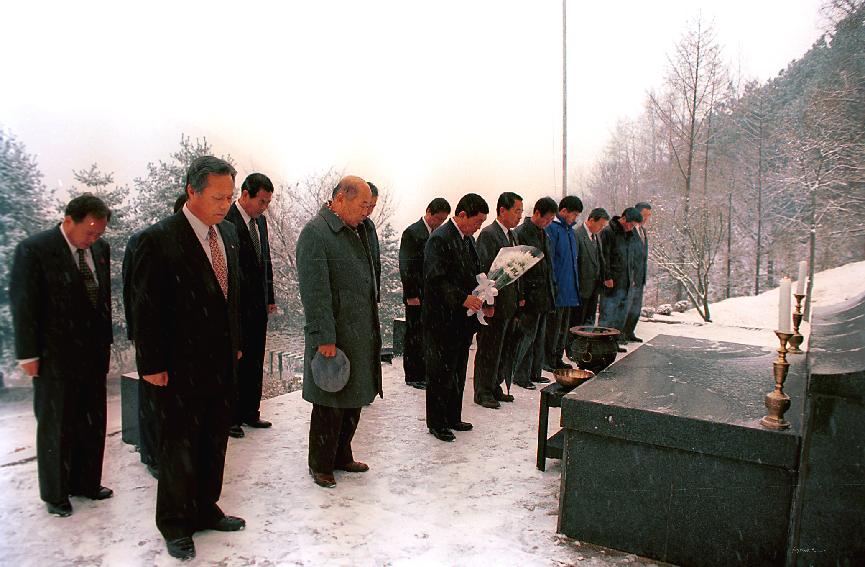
top-left (122, 193), bottom-right (187, 479)
top-left (132, 156), bottom-right (245, 561)
top-left (423, 193), bottom-right (490, 442)
top-left (398, 197), bottom-right (451, 389)
top-left (511, 197), bottom-right (558, 388)
top-left (9, 193), bottom-right (114, 518)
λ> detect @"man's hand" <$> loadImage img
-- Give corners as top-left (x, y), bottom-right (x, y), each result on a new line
top-left (20, 360), bottom-right (39, 378)
top-left (463, 295), bottom-right (483, 311)
top-left (237, 351), bottom-right (243, 360)
top-left (318, 343), bottom-right (337, 358)
top-left (143, 371), bottom-right (169, 387)
top-left (267, 304), bottom-right (278, 315)
top-left (482, 306), bottom-right (495, 318)
top-left (406, 297), bottom-right (421, 306)
top-left (604, 279), bottom-right (614, 288)
top-left (518, 299), bottom-right (526, 307)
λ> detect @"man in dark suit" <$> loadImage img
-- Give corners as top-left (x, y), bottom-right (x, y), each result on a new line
top-left (132, 156), bottom-right (245, 561)
top-left (398, 197), bottom-right (451, 389)
top-left (473, 192), bottom-right (523, 408)
top-left (423, 193), bottom-right (490, 442)
top-left (9, 193), bottom-right (114, 518)
top-left (574, 208), bottom-right (610, 327)
top-left (622, 202), bottom-right (652, 343)
top-left (511, 197), bottom-right (557, 388)
top-left (122, 194), bottom-right (187, 479)
top-left (225, 173), bottom-right (276, 438)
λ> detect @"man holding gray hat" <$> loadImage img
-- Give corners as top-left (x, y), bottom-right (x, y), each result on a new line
top-left (296, 175), bottom-right (382, 488)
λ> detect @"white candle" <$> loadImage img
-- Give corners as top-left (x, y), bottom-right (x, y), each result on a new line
top-left (779, 277), bottom-right (792, 332)
top-left (796, 260), bottom-right (807, 295)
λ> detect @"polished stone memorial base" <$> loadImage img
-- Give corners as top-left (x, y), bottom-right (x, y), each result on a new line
top-left (558, 335), bottom-right (805, 566)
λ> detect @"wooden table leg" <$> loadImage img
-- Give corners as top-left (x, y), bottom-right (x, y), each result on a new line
top-left (537, 391), bottom-right (550, 471)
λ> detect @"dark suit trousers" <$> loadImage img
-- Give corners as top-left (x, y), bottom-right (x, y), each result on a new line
top-left (308, 404), bottom-right (361, 474)
top-left (402, 305), bottom-right (425, 384)
top-left (544, 307), bottom-right (572, 365)
top-left (599, 286), bottom-right (630, 333)
top-left (622, 285), bottom-right (645, 338)
top-left (473, 314), bottom-right (517, 399)
top-left (512, 310), bottom-right (547, 384)
top-left (573, 284), bottom-right (601, 328)
top-left (425, 327), bottom-right (473, 429)
top-left (236, 314), bottom-right (267, 423)
top-left (155, 391), bottom-right (231, 540)
top-left (137, 378), bottom-right (159, 467)
top-left (33, 375), bottom-right (106, 504)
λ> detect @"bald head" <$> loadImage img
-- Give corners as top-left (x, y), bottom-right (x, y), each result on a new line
top-left (331, 175), bottom-right (373, 227)
top-left (334, 176), bottom-right (370, 200)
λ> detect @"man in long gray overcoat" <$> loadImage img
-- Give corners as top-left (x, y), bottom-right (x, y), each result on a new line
top-left (296, 175), bottom-right (382, 488)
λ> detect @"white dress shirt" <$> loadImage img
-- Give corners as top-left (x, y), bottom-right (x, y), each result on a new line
top-left (235, 201), bottom-right (261, 244)
top-left (182, 203), bottom-right (226, 267)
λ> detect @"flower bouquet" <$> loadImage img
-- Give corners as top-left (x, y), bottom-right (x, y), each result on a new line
top-left (467, 245), bottom-right (544, 324)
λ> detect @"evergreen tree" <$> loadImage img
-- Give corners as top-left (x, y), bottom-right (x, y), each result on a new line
top-left (0, 129), bottom-right (53, 365)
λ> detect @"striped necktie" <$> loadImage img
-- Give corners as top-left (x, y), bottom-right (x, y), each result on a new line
top-left (77, 248), bottom-right (99, 306)
top-left (248, 218), bottom-right (262, 261)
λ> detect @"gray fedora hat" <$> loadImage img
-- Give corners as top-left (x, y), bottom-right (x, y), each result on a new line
top-left (311, 348), bottom-right (351, 392)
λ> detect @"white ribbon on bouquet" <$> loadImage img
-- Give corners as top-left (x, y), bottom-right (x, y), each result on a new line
top-left (467, 273), bottom-right (498, 325)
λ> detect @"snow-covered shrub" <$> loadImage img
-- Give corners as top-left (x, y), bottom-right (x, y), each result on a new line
top-left (656, 303), bottom-right (673, 316)
top-left (641, 306), bottom-right (655, 318)
top-left (674, 300), bottom-right (690, 313)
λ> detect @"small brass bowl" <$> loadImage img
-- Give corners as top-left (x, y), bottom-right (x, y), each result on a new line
top-left (553, 368), bottom-right (594, 388)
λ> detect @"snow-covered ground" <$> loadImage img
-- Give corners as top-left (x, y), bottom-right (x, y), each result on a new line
top-left (1, 260), bottom-right (863, 566)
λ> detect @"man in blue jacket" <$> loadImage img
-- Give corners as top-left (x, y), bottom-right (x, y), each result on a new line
top-left (543, 196), bottom-right (583, 371)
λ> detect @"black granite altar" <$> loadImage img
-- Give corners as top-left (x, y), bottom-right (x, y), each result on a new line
top-left (558, 334), bottom-right (806, 566)
top-left (789, 290), bottom-right (865, 566)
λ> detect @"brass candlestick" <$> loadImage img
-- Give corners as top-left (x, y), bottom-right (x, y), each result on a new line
top-left (761, 331), bottom-right (793, 430)
top-left (788, 293), bottom-right (806, 354)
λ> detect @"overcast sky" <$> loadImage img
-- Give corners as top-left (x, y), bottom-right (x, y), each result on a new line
top-left (1, 0), bottom-right (824, 230)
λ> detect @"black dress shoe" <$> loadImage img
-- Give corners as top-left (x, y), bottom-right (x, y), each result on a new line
top-left (541, 364), bottom-right (556, 373)
top-left (474, 396), bottom-right (500, 409)
top-left (617, 346), bottom-right (627, 353)
top-left (72, 486), bottom-right (113, 500)
top-left (336, 461), bottom-right (370, 472)
top-left (628, 336), bottom-right (644, 343)
top-left (165, 536), bottom-right (196, 560)
top-left (243, 418), bottom-right (272, 428)
top-left (555, 360), bottom-right (574, 369)
top-left (309, 468), bottom-right (337, 488)
top-left (515, 381), bottom-right (536, 390)
top-left (493, 390), bottom-right (514, 403)
top-left (46, 500), bottom-right (72, 517)
top-left (532, 376), bottom-right (551, 383)
top-left (428, 427), bottom-right (456, 442)
top-left (208, 515), bottom-right (246, 532)
top-left (412, 382), bottom-right (427, 390)
top-left (450, 421), bottom-right (473, 431)
top-left (228, 425), bottom-right (245, 438)
top-left (146, 464), bottom-right (160, 480)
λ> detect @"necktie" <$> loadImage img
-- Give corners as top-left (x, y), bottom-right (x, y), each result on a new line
top-left (77, 249), bottom-right (99, 306)
top-left (248, 217), bottom-right (262, 261)
top-left (507, 230), bottom-right (516, 246)
top-left (208, 226), bottom-right (228, 299)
